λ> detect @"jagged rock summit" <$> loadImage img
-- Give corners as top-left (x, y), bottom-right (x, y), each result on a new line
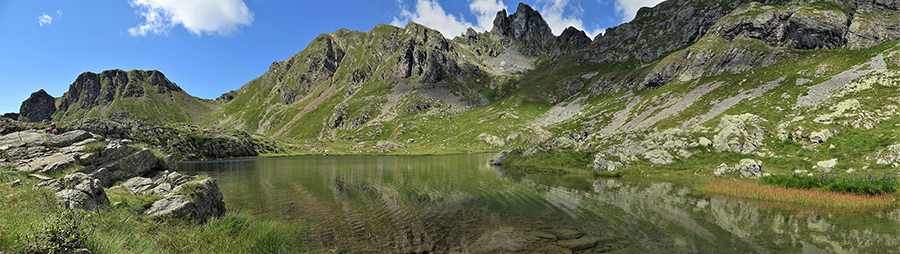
top-left (19, 89), bottom-right (56, 122)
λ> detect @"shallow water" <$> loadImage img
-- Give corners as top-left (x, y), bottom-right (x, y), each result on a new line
top-left (179, 154), bottom-right (900, 253)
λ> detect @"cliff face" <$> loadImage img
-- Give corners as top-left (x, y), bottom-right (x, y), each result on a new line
top-left (19, 89), bottom-right (56, 122)
top-left (52, 69), bottom-right (217, 123)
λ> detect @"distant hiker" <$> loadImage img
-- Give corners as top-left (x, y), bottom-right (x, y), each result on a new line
top-left (45, 123), bottom-right (57, 134)
top-left (569, 134), bottom-right (575, 140)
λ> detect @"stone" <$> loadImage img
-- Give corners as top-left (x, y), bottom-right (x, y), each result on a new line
top-left (814, 159), bottom-right (838, 172)
top-left (6, 179), bottom-right (21, 187)
top-left (713, 114), bottom-right (767, 154)
top-left (477, 133), bottom-right (507, 147)
top-left (552, 229), bottom-right (584, 240)
top-left (529, 231), bottom-right (557, 240)
top-left (18, 89), bottom-right (56, 122)
top-left (714, 163), bottom-right (729, 176)
top-left (470, 228), bottom-right (527, 253)
top-left (592, 153), bottom-right (621, 171)
top-left (491, 149), bottom-right (512, 165)
top-left (90, 149), bottom-right (163, 187)
top-left (736, 159), bottom-right (763, 178)
top-left (74, 248), bottom-right (92, 254)
top-left (698, 137), bottom-right (712, 146)
top-left (52, 173), bottom-right (109, 210)
top-left (556, 236), bottom-right (615, 251)
top-left (46, 130), bottom-right (92, 148)
top-left (121, 177), bottom-right (154, 194)
top-left (809, 129), bottom-right (834, 144)
top-left (145, 177), bottom-right (225, 223)
top-left (643, 149), bottom-right (674, 165)
top-left (713, 2), bottom-right (850, 50)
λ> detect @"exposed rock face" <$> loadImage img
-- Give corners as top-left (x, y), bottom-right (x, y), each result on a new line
top-left (490, 3), bottom-right (591, 56)
top-left (39, 173), bottom-right (109, 210)
top-left (71, 118), bottom-right (271, 160)
top-left (477, 133), bottom-right (507, 147)
top-left (144, 177), bottom-right (226, 224)
top-left (588, 0), bottom-right (737, 63)
top-left (1, 112), bottom-right (18, 120)
top-left (643, 149), bottom-right (675, 165)
top-left (592, 153), bottom-right (622, 171)
top-left (713, 114), bottom-right (768, 154)
top-left (714, 159), bottom-right (763, 178)
top-left (713, 2), bottom-right (850, 50)
top-left (19, 89), bottom-right (57, 122)
top-left (491, 149), bottom-right (512, 165)
top-left (56, 69), bottom-right (181, 118)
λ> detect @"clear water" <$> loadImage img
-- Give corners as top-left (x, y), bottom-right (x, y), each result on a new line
top-left (178, 154), bottom-right (900, 253)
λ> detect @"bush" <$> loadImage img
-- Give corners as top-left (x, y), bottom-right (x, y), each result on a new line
top-left (21, 209), bottom-right (95, 253)
top-left (760, 173), bottom-right (899, 195)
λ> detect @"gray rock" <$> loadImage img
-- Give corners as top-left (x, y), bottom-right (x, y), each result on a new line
top-left (490, 149), bottom-right (512, 166)
top-left (46, 130), bottom-right (92, 147)
top-left (736, 159), bottom-right (763, 178)
top-left (875, 143), bottom-right (900, 165)
top-left (477, 133), bottom-right (507, 147)
top-left (713, 114), bottom-right (767, 154)
top-left (470, 228), bottom-right (526, 253)
top-left (18, 89), bottom-right (56, 122)
top-left (714, 3), bottom-right (850, 50)
top-left (814, 159), bottom-right (838, 172)
top-left (6, 179), bottom-right (22, 187)
top-left (592, 153), bottom-right (621, 171)
top-left (121, 177), bottom-right (154, 194)
top-left (556, 236), bottom-right (615, 251)
top-left (145, 177), bottom-right (225, 223)
top-left (809, 129), bottom-right (835, 144)
top-left (52, 173), bottom-right (109, 210)
top-left (643, 149), bottom-right (674, 165)
top-left (74, 248), bottom-right (92, 254)
top-left (698, 137), bottom-right (712, 146)
top-left (714, 163), bottom-right (729, 176)
top-left (89, 149), bottom-right (163, 187)
top-left (553, 229), bottom-right (584, 240)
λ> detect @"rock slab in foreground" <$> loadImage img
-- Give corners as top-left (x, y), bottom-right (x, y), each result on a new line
top-left (145, 177), bottom-right (225, 224)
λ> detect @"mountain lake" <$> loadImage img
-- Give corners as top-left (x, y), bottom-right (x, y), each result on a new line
top-left (178, 154), bottom-right (900, 253)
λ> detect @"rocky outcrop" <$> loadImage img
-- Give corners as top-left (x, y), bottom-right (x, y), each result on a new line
top-left (814, 158), bottom-right (839, 172)
top-left (143, 177), bottom-right (225, 223)
top-left (713, 2), bottom-right (850, 50)
top-left (2, 127), bottom-right (226, 223)
top-left (19, 89), bottom-right (57, 122)
top-left (489, 3), bottom-right (591, 57)
top-left (875, 143), bottom-right (900, 167)
top-left (71, 118), bottom-right (272, 160)
top-left (477, 133), bottom-right (507, 147)
top-left (714, 159), bottom-right (763, 178)
top-left (55, 70), bottom-right (182, 118)
top-left (592, 153), bottom-right (622, 171)
top-left (713, 114), bottom-right (767, 154)
top-left (491, 149), bottom-right (512, 165)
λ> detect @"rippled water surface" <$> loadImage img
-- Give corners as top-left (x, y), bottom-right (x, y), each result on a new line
top-left (179, 154), bottom-right (900, 253)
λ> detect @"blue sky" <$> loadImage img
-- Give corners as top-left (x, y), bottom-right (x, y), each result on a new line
top-left (0, 0), bottom-right (666, 114)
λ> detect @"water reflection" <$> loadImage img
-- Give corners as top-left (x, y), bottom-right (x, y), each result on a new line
top-left (179, 155), bottom-right (900, 253)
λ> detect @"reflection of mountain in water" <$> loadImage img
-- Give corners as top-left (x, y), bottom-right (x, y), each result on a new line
top-left (590, 179), bottom-right (900, 253)
top-left (181, 155), bottom-right (899, 253)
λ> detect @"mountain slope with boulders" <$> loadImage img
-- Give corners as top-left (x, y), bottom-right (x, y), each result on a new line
top-left (4, 1), bottom-right (900, 169)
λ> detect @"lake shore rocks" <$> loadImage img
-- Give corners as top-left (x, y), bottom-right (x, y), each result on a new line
top-left (714, 159), bottom-right (764, 178)
top-left (1, 128), bottom-right (225, 223)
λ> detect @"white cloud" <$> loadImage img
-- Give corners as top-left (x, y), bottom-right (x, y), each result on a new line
top-left (128, 0), bottom-right (254, 36)
top-left (535, 0), bottom-right (602, 38)
top-left (613, 0), bottom-right (666, 23)
top-left (468, 0), bottom-right (508, 32)
top-left (38, 13), bottom-right (52, 26)
top-left (391, 0), bottom-right (474, 38)
top-left (56, 10), bottom-right (62, 16)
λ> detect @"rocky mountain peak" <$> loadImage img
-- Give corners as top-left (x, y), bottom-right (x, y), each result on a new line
top-left (19, 89), bottom-right (56, 122)
top-left (490, 3), bottom-right (561, 56)
top-left (57, 69), bottom-right (182, 115)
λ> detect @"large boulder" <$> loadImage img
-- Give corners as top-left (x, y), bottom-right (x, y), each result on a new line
top-left (713, 114), bottom-right (768, 154)
top-left (145, 177), bottom-right (225, 223)
top-left (736, 159), bottom-right (763, 178)
top-left (89, 149), bottom-right (163, 187)
top-left (19, 89), bottom-right (56, 122)
top-left (490, 149), bottom-right (512, 166)
top-left (37, 173), bottom-right (109, 210)
top-left (592, 153), bottom-right (622, 171)
top-left (643, 149), bottom-right (674, 165)
top-left (46, 130), bottom-right (92, 147)
top-left (814, 158), bottom-right (838, 172)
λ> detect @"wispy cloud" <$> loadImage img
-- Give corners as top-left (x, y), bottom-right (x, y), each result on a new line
top-left (56, 10), bottom-right (62, 16)
top-left (38, 13), bottom-right (52, 26)
top-left (391, 0), bottom-right (475, 37)
top-left (468, 0), bottom-right (508, 32)
top-left (533, 0), bottom-right (604, 38)
top-left (613, 0), bottom-right (665, 23)
top-left (128, 0), bottom-right (254, 37)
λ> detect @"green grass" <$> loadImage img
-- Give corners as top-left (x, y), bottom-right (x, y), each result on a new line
top-left (0, 171), bottom-right (312, 254)
top-left (760, 173), bottom-right (899, 195)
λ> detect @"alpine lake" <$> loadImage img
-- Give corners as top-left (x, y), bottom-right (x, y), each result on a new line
top-left (178, 154), bottom-right (900, 253)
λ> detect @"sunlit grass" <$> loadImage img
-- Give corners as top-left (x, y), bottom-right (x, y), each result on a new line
top-left (702, 179), bottom-right (898, 210)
